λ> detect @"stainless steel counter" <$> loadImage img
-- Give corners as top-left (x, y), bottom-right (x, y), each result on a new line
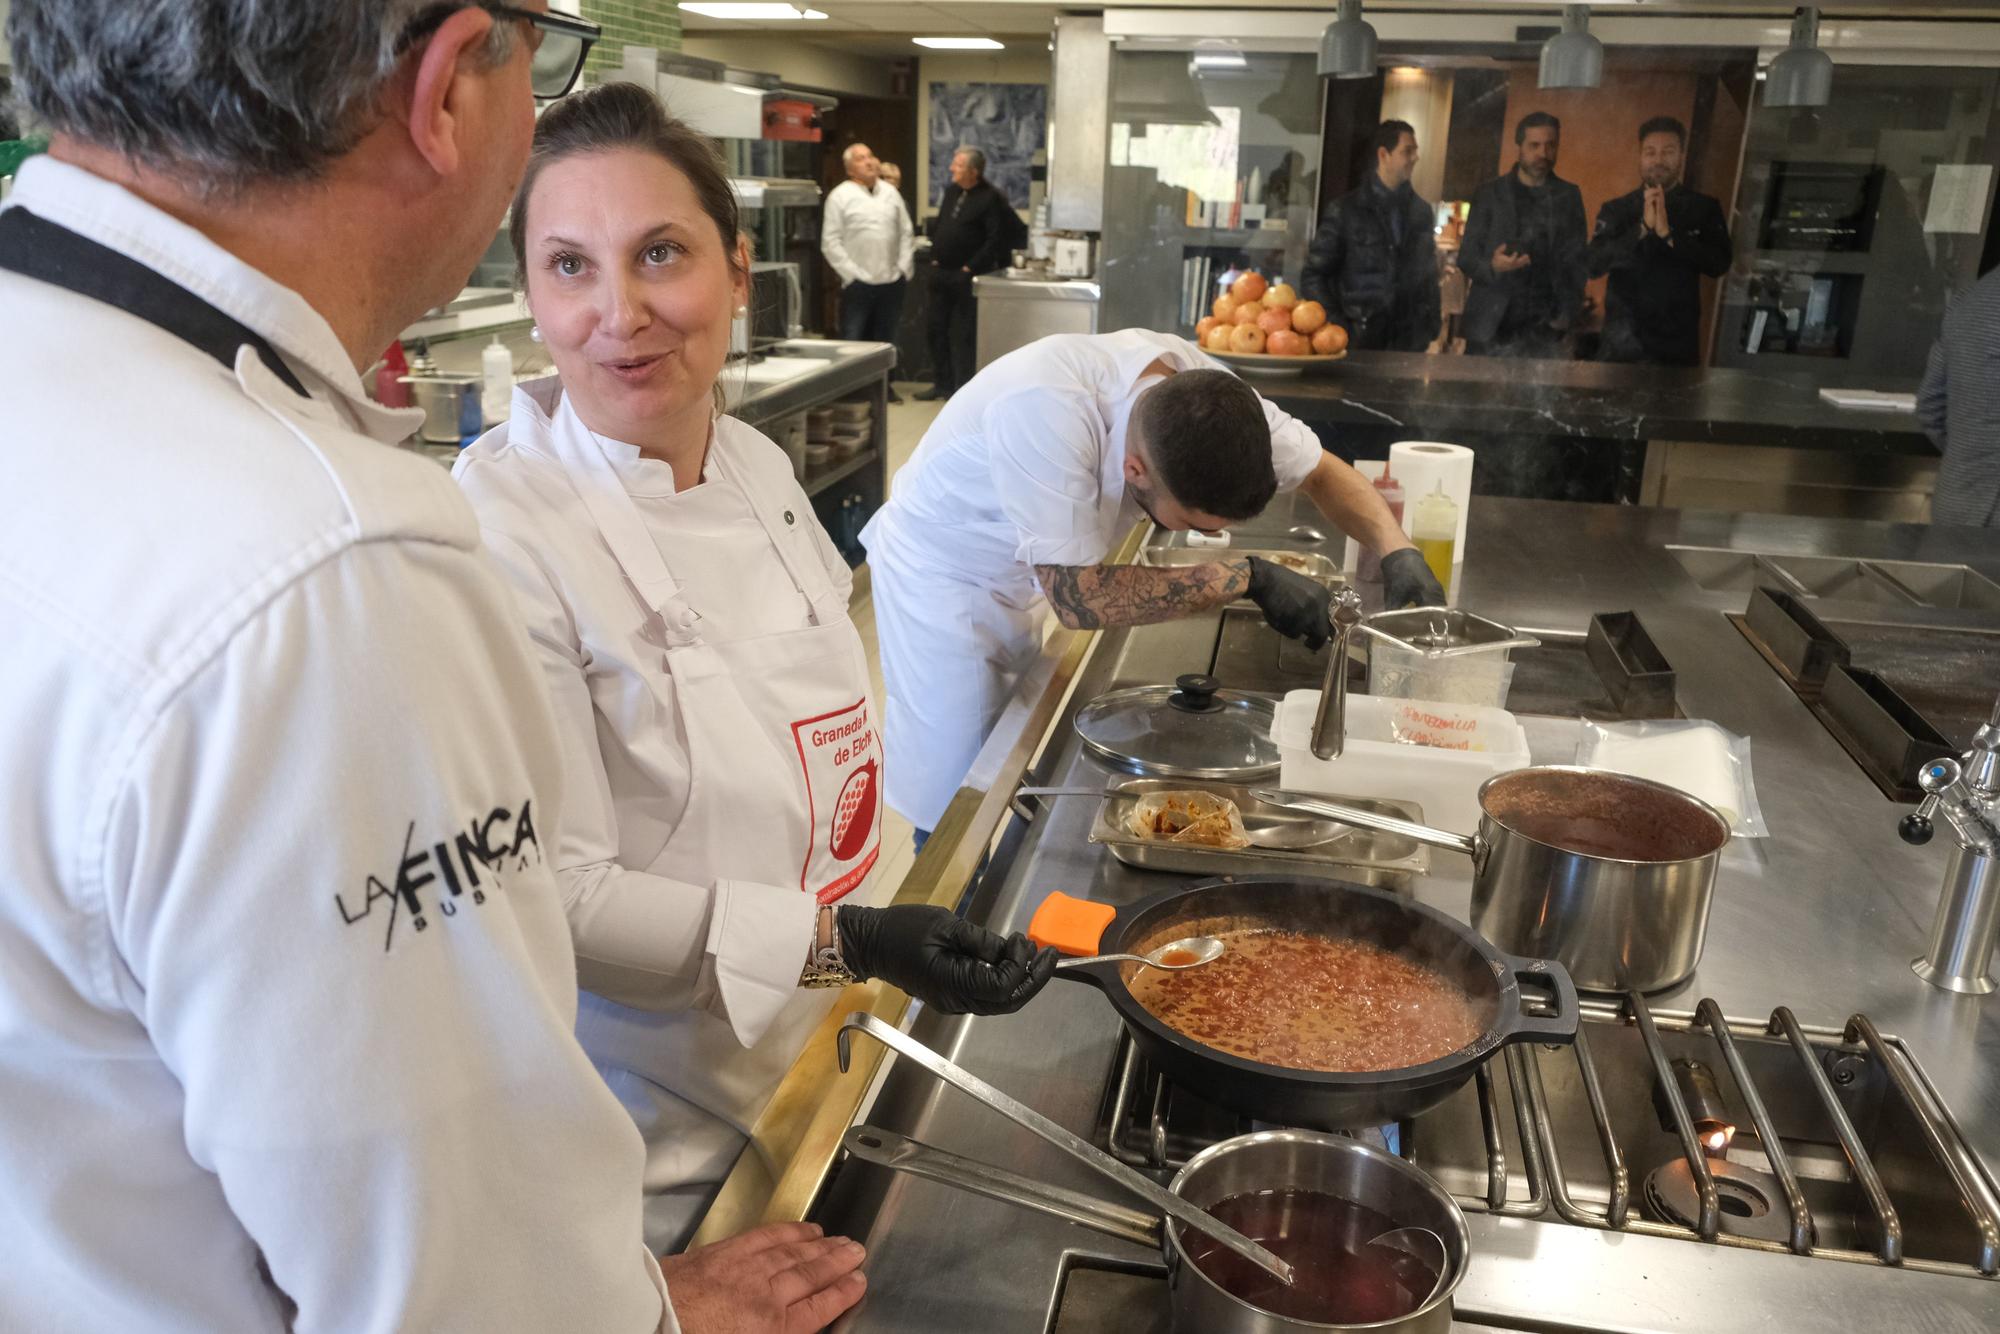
top-left (809, 498), bottom-right (2000, 1333)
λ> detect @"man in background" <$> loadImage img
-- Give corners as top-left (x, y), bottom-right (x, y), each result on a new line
top-left (920, 145), bottom-right (1011, 400)
top-left (1587, 116), bottom-right (1733, 366)
top-left (1301, 121), bottom-right (1440, 352)
top-left (1918, 266), bottom-right (2000, 527)
top-left (1460, 112), bottom-right (1588, 359)
top-left (822, 141), bottom-right (914, 399)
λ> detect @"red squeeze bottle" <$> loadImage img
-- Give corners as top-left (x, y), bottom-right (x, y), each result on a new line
top-left (374, 340), bottom-right (412, 408)
top-left (1356, 467), bottom-right (1405, 584)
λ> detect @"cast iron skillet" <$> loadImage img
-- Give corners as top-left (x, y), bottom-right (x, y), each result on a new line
top-left (1029, 875), bottom-right (1579, 1130)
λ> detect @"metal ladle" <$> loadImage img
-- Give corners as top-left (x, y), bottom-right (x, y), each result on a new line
top-left (1056, 935), bottom-right (1225, 973)
top-left (1364, 1225), bottom-right (1450, 1310)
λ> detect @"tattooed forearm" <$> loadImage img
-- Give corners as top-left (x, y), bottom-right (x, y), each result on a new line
top-left (1035, 560), bottom-right (1252, 631)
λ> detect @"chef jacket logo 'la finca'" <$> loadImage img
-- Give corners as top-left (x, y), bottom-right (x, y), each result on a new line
top-left (335, 802), bottom-right (543, 952)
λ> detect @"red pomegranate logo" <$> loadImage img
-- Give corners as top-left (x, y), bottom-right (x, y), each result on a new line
top-left (829, 759), bottom-right (878, 862)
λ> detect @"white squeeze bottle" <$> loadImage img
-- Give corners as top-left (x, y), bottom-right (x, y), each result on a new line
top-left (1411, 484), bottom-right (1458, 588)
top-left (481, 335), bottom-right (514, 427)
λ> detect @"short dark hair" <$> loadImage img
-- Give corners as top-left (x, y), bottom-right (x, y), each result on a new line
top-left (1371, 120), bottom-right (1415, 160)
top-left (1638, 115), bottom-right (1687, 147)
top-left (508, 81), bottom-right (743, 289)
top-left (1515, 111), bottom-right (1560, 145)
top-left (1134, 371), bottom-right (1278, 521)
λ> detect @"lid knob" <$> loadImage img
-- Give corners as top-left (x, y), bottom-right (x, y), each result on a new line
top-left (1169, 673), bottom-right (1223, 714)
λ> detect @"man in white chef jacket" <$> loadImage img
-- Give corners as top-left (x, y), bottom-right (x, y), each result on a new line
top-left (861, 329), bottom-right (1444, 838)
top-left (823, 141), bottom-right (916, 380)
top-left (0, 3), bottom-right (865, 1332)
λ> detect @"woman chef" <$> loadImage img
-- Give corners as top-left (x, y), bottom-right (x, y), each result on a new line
top-left (454, 83), bottom-right (1055, 1250)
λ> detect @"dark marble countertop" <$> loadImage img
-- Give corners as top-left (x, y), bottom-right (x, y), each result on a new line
top-left (1253, 350), bottom-right (1936, 455)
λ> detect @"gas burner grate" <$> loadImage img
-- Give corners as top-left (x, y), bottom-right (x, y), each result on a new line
top-left (1095, 991), bottom-right (2000, 1280)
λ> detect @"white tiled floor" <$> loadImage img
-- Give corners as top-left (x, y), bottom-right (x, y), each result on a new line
top-left (847, 380), bottom-right (947, 899)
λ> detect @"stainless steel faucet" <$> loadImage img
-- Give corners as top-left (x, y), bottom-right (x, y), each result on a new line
top-left (1309, 588), bottom-right (1366, 760)
top-left (1898, 693), bottom-right (2000, 994)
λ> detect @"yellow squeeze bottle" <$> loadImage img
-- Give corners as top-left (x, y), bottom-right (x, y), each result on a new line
top-left (1410, 485), bottom-right (1458, 587)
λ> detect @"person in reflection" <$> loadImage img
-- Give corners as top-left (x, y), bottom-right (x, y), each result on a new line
top-left (1587, 116), bottom-right (1733, 366)
top-left (1918, 266), bottom-right (2000, 526)
top-left (1459, 112), bottom-right (1588, 359)
top-left (1301, 120), bottom-right (1440, 353)
top-left (919, 145), bottom-right (1010, 400)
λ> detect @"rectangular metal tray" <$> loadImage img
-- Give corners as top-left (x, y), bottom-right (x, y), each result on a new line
top-left (1744, 585), bottom-right (1851, 690)
top-left (1086, 778), bottom-right (1428, 888)
top-left (1819, 665), bottom-right (1954, 798)
top-left (1585, 610), bottom-right (1677, 718)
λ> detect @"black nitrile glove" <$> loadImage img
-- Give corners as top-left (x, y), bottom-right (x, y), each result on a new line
top-left (1245, 555), bottom-right (1334, 651)
top-left (1380, 547), bottom-right (1447, 610)
top-left (836, 905), bottom-right (1058, 1015)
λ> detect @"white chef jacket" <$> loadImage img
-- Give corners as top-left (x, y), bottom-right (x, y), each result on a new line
top-left (454, 388), bottom-right (839, 1035)
top-left (859, 329), bottom-right (1327, 828)
top-left (0, 157), bottom-right (671, 1333)
top-left (822, 178), bottom-right (916, 287)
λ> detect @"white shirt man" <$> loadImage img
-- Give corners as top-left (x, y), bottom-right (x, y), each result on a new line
top-left (822, 141), bottom-right (916, 355)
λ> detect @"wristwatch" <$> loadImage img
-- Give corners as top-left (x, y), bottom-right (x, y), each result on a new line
top-left (800, 904), bottom-right (858, 989)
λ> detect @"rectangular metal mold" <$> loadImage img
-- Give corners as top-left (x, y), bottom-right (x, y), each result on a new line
top-left (1085, 778), bottom-right (1428, 887)
top-left (1818, 665), bottom-right (1954, 794)
top-left (1585, 611), bottom-right (1678, 718)
top-left (1745, 585), bottom-right (1852, 689)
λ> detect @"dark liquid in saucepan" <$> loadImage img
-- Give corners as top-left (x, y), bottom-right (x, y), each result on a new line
top-left (1184, 1189), bottom-right (1441, 1323)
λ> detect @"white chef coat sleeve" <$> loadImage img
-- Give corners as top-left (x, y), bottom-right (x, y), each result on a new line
top-left (101, 538), bottom-right (667, 1334)
top-left (985, 388), bottom-right (1116, 568)
top-left (820, 187), bottom-right (861, 288)
top-left (481, 528), bottom-right (816, 1047)
top-left (898, 196), bottom-right (916, 280)
top-left (1262, 395), bottom-right (1328, 493)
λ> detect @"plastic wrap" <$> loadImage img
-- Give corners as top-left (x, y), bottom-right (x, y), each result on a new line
top-left (1574, 719), bottom-right (1769, 838)
top-left (1129, 791), bottom-right (1251, 849)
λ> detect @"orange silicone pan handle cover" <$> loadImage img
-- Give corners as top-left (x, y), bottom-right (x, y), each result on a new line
top-left (1026, 891), bottom-right (1116, 957)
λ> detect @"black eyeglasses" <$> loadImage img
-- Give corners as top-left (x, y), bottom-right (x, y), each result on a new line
top-left (402, 3), bottom-right (601, 101)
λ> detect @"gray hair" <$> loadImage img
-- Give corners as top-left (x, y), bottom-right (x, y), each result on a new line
top-left (7, 0), bottom-right (514, 189)
top-left (842, 142), bottom-right (871, 168)
top-left (953, 146), bottom-right (986, 178)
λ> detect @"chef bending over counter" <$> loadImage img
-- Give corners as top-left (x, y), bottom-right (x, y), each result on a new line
top-left (861, 328), bottom-right (1446, 841)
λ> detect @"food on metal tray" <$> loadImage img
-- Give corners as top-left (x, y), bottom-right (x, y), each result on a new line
top-left (1130, 928), bottom-right (1482, 1073)
top-left (1129, 791), bottom-right (1251, 849)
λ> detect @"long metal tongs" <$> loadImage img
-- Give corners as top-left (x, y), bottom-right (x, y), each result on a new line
top-left (836, 1013), bottom-right (1296, 1286)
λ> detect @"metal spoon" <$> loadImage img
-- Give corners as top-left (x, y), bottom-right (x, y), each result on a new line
top-left (1363, 1225), bottom-right (1450, 1310)
top-left (1056, 935), bottom-right (1225, 973)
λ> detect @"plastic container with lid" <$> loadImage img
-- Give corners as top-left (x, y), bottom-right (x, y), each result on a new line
top-left (1073, 674), bottom-right (1280, 782)
top-left (1273, 689), bottom-right (1530, 835)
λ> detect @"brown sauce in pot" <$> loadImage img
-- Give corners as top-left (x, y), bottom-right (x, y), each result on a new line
top-left (1129, 929), bottom-right (1482, 1073)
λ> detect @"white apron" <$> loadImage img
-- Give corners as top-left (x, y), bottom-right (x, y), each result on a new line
top-left (544, 398), bottom-right (882, 1251)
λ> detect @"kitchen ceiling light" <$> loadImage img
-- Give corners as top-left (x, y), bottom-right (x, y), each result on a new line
top-left (1317, 0), bottom-right (1378, 81)
top-left (677, 3), bottom-right (827, 19)
top-left (1539, 5), bottom-right (1604, 90)
top-left (912, 37), bottom-right (1006, 50)
top-left (1765, 6), bottom-right (1833, 109)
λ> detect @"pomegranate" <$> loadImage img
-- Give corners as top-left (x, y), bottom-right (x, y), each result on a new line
top-left (1290, 300), bottom-right (1329, 335)
top-left (829, 759), bottom-right (879, 862)
top-left (1230, 271), bottom-right (1268, 304)
top-left (1228, 324), bottom-right (1267, 354)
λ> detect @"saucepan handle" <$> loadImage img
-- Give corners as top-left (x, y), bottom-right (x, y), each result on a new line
top-left (1496, 955), bottom-right (1581, 1045)
top-left (1028, 891), bottom-right (1121, 990)
top-left (1247, 789), bottom-right (1481, 859)
top-left (841, 1126), bottom-right (1162, 1251)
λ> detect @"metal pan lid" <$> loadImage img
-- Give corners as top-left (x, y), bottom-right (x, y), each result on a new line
top-left (1074, 674), bottom-right (1281, 781)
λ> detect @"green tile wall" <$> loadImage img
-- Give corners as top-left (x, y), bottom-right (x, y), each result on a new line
top-left (578, 0), bottom-right (683, 82)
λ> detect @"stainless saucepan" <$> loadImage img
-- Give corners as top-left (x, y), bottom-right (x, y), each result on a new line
top-left (842, 1125), bottom-right (1467, 1334)
top-left (1254, 766), bottom-right (1731, 993)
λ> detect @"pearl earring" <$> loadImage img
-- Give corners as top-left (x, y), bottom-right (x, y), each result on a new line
top-left (733, 304), bottom-right (749, 318)
top-left (529, 325), bottom-right (543, 343)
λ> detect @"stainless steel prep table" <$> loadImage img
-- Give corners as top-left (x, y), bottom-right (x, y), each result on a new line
top-left (797, 498), bottom-right (2000, 1333)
